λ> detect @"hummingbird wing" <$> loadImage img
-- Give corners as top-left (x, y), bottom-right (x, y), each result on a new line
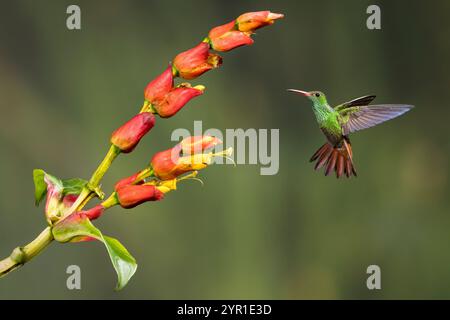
top-left (334, 95), bottom-right (377, 112)
top-left (338, 104), bottom-right (413, 135)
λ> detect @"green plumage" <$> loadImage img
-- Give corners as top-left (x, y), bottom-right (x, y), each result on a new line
top-left (287, 89), bottom-right (414, 178)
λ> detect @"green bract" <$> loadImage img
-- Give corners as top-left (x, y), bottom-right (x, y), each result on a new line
top-left (52, 212), bottom-right (137, 290)
top-left (33, 169), bottom-right (88, 206)
top-left (34, 169), bottom-right (137, 290)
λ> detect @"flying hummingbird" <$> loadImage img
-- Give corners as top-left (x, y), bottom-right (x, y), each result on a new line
top-left (287, 89), bottom-right (413, 178)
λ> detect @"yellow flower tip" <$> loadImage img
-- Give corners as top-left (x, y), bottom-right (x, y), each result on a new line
top-left (144, 178), bottom-right (177, 193)
top-left (178, 82), bottom-right (192, 88)
top-left (156, 186), bottom-right (172, 194)
top-left (178, 171), bottom-right (199, 181)
top-left (178, 147), bottom-right (234, 170)
top-left (156, 179), bottom-right (177, 194)
top-left (194, 84), bottom-right (206, 92)
top-left (208, 54), bottom-right (223, 68)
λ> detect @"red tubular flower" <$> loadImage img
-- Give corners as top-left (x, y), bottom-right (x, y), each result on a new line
top-left (154, 84), bottom-right (204, 118)
top-left (236, 11), bottom-right (284, 32)
top-left (82, 205), bottom-right (105, 220)
top-left (110, 112), bottom-right (155, 153)
top-left (150, 148), bottom-right (181, 181)
top-left (116, 185), bottom-right (164, 209)
top-left (144, 65), bottom-right (173, 102)
top-left (208, 20), bottom-right (254, 52)
top-left (173, 42), bottom-right (222, 80)
top-left (114, 171), bottom-right (142, 190)
top-left (144, 66), bottom-right (205, 118)
top-left (151, 136), bottom-right (222, 180)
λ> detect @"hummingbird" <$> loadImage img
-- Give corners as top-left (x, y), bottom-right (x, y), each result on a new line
top-left (287, 89), bottom-right (413, 178)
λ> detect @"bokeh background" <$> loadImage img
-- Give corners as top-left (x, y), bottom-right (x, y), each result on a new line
top-left (0, 0), bottom-right (449, 299)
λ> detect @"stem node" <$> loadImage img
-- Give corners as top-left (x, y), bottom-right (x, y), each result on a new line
top-left (10, 247), bottom-right (26, 264)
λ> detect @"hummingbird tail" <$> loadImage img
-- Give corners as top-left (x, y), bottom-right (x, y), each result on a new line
top-left (310, 139), bottom-right (357, 178)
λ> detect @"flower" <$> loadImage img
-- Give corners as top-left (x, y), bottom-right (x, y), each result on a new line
top-left (145, 171), bottom-right (199, 194)
top-left (153, 83), bottom-right (205, 118)
top-left (144, 65), bottom-right (174, 103)
top-left (236, 11), bottom-right (284, 33)
top-left (114, 171), bottom-right (143, 190)
top-left (173, 42), bottom-right (222, 79)
top-left (145, 178), bottom-right (178, 194)
top-left (116, 185), bottom-right (164, 209)
top-left (150, 136), bottom-right (230, 180)
top-left (82, 205), bottom-right (105, 220)
top-left (208, 20), bottom-right (254, 52)
top-left (144, 66), bottom-right (205, 118)
top-left (44, 177), bottom-right (78, 224)
top-left (110, 112), bottom-right (155, 153)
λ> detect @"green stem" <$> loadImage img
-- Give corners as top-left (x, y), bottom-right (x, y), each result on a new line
top-left (101, 192), bottom-right (119, 209)
top-left (99, 168), bottom-right (155, 211)
top-left (0, 227), bottom-right (53, 277)
top-left (135, 167), bottom-right (154, 183)
top-left (66, 144), bottom-right (121, 216)
top-left (89, 144), bottom-right (121, 187)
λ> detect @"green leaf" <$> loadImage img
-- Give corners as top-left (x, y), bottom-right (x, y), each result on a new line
top-left (33, 169), bottom-right (62, 206)
top-left (61, 178), bottom-right (88, 196)
top-left (102, 236), bottom-right (138, 290)
top-left (52, 213), bottom-right (137, 290)
top-left (33, 169), bottom-right (47, 206)
top-left (33, 169), bottom-right (87, 205)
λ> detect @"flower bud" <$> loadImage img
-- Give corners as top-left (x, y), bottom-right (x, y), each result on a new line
top-left (208, 20), bottom-right (254, 52)
top-left (143, 66), bottom-right (204, 118)
top-left (44, 177), bottom-right (77, 224)
top-left (110, 112), bottom-right (155, 153)
top-left (116, 185), bottom-right (164, 209)
top-left (144, 65), bottom-right (173, 103)
top-left (150, 148), bottom-right (181, 181)
top-left (114, 172), bottom-right (142, 190)
top-left (153, 84), bottom-right (204, 118)
top-left (150, 136), bottom-right (227, 180)
top-left (82, 205), bottom-right (105, 220)
top-left (173, 42), bottom-right (222, 80)
top-left (236, 11), bottom-right (284, 32)
top-left (114, 167), bottom-right (153, 191)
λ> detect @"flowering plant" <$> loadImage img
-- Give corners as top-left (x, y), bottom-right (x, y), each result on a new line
top-left (0, 11), bottom-right (283, 290)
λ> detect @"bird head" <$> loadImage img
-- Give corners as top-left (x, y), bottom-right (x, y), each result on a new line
top-left (287, 89), bottom-right (328, 106)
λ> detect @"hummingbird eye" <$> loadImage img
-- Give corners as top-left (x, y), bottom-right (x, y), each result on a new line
top-left (315, 93), bottom-right (320, 97)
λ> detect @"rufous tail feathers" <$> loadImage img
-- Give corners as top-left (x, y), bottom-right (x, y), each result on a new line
top-left (310, 139), bottom-right (357, 178)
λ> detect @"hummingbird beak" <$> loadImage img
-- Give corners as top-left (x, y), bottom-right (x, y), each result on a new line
top-left (287, 89), bottom-right (311, 97)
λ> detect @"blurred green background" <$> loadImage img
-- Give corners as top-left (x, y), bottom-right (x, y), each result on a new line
top-left (0, 0), bottom-right (449, 299)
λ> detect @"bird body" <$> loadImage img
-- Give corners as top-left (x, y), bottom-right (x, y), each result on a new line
top-left (288, 89), bottom-right (413, 178)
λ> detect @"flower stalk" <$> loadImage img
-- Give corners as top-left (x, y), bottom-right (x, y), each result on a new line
top-left (0, 10), bottom-right (283, 288)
